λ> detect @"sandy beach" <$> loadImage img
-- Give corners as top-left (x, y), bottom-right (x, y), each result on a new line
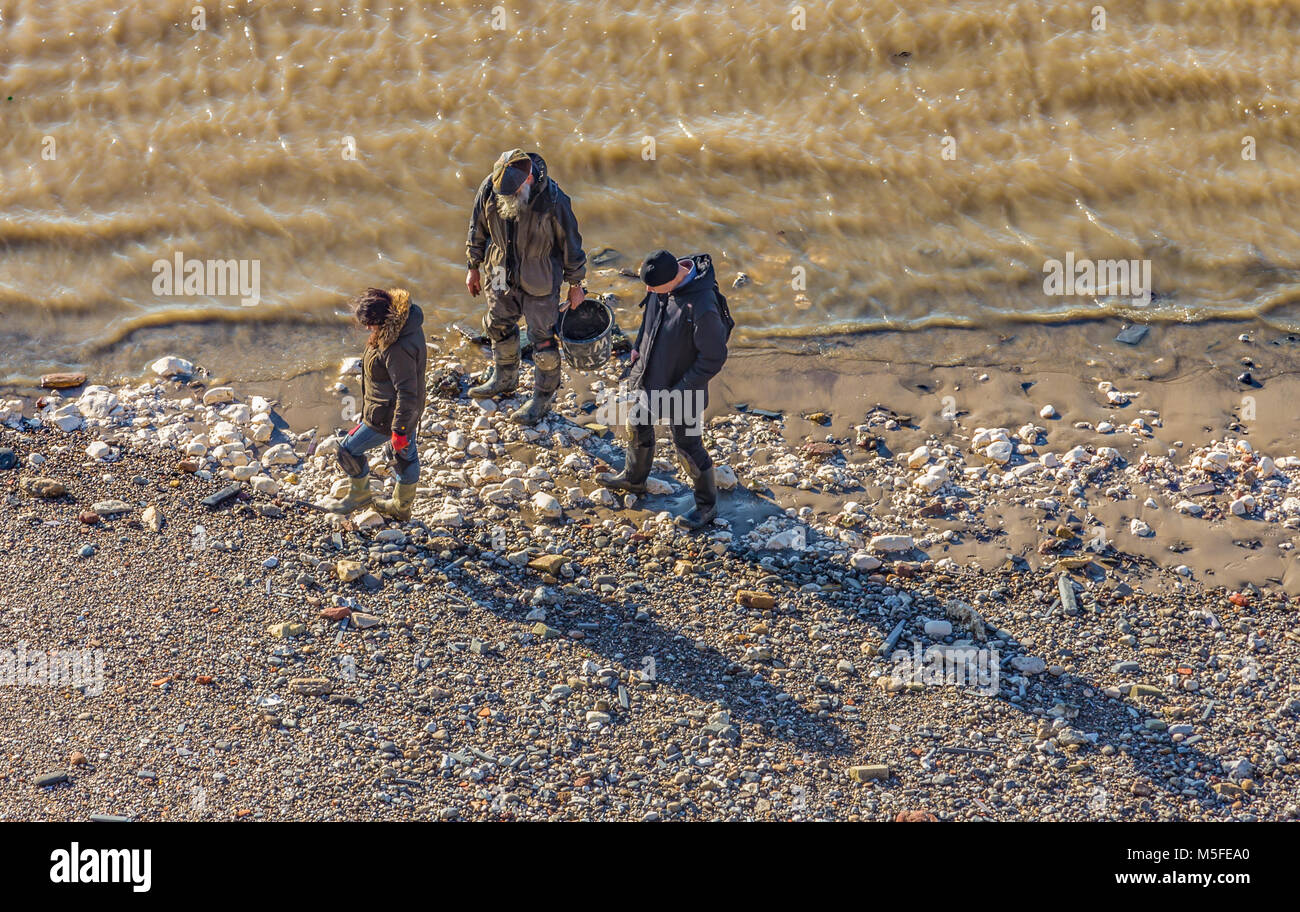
top-left (2, 330), bottom-right (1297, 822)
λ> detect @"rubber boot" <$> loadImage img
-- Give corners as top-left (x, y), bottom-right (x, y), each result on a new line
top-left (510, 368), bottom-right (561, 426)
top-left (329, 475), bottom-right (373, 515)
top-left (375, 481), bottom-right (417, 521)
top-left (676, 465), bottom-right (718, 530)
top-left (596, 435), bottom-right (654, 494)
top-left (469, 337), bottom-right (520, 399)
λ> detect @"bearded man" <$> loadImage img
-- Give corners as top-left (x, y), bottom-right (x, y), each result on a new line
top-left (465, 148), bottom-right (586, 425)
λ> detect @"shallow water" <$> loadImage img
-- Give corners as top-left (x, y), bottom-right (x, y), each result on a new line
top-left (3, 0), bottom-right (1300, 384)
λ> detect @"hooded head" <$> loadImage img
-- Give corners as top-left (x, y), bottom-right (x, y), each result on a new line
top-left (352, 287), bottom-right (412, 350)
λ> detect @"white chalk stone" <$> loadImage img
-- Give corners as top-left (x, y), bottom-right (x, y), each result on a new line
top-left (914, 467), bottom-right (948, 493)
top-left (985, 440), bottom-right (1013, 465)
top-left (262, 443), bottom-right (299, 466)
top-left (473, 461), bottom-right (503, 483)
top-left (870, 534), bottom-right (914, 553)
top-left (923, 619), bottom-right (953, 638)
top-left (764, 528), bottom-right (806, 551)
top-left (590, 487), bottom-right (619, 508)
top-left (48, 404), bottom-right (84, 432)
top-left (645, 477), bottom-right (674, 495)
top-left (202, 386), bottom-right (235, 405)
top-left (77, 386), bottom-right (120, 419)
top-left (250, 474), bottom-right (278, 495)
top-left (849, 551), bottom-right (882, 571)
top-left (714, 464), bottom-right (738, 490)
top-left (532, 492), bottom-right (563, 519)
top-left (354, 508), bottom-right (385, 528)
top-left (151, 355), bottom-right (194, 377)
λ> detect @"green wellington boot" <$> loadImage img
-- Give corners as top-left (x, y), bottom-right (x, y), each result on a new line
top-left (374, 481), bottom-right (417, 521)
top-left (329, 475), bottom-right (374, 515)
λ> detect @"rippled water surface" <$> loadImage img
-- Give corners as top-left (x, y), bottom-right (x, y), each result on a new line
top-left (3, 0), bottom-right (1300, 381)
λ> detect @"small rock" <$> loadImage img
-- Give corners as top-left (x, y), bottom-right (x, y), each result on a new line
top-left (288, 677), bottom-right (333, 696)
top-left (92, 499), bottom-right (132, 516)
top-left (151, 355), bottom-right (194, 377)
top-left (736, 590), bottom-right (776, 610)
top-left (847, 764), bottom-right (890, 782)
top-left (336, 560), bottom-right (366, 582)
top-left (531, 492), bottom-right (563, 520)
top-left (923, 620), bottom-right (953, 638)
top-left (25, 477), bottom-right (66, 498)
top-left (141, 504), bottom-right (164, 532)
top-left (41, 372), bottom-right (87, 389)
top-left (870, 535), bottom-right (914, 553)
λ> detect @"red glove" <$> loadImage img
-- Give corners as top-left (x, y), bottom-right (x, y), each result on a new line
top-left (391, 433), bottom-right (409, 452)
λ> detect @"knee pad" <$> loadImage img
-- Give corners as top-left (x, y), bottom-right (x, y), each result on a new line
top-left (337, 442), bottom-right (366, 478)
top-left (532, 340), bottom-right (561, 373)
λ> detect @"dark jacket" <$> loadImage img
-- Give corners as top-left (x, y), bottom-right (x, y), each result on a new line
top-left (361, 289), bottom-right (427, 438)
top-left (627, 253), bottom-right (728, 407)
top-left (465, 152), bottom-right (586, 298)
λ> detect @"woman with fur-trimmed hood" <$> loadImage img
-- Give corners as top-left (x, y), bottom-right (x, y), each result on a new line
top-left (329, 287), bottom-right (428, 521)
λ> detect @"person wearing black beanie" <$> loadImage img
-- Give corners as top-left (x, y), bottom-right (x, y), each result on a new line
top-left (598, 249), bottom-right (732, 530)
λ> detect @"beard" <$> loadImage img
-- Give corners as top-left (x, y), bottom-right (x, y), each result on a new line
top-left (495, 180), bottom-right (531, 220)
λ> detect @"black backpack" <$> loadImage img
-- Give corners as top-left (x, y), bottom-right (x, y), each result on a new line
top-left (638, 254), bottom-right (736, 345)
top-left (713, 282), bottom-right (735, 342)
top-left (693, 253), bottom-right (735, 342)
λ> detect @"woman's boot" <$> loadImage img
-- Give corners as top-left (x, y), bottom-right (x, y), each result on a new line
top-left (375, 482), bottom-right (418, 521)
top-left (329, 475), bottom-right (374, 515)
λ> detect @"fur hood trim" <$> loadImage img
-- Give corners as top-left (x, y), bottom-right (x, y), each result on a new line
top-left (370, 288), bottom-right (411, 351)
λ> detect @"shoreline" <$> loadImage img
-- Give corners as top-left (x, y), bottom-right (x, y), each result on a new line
top-left (1, 336), bottom-right (1298, 821)
top-left (8, 311), bottom-right (1300, 594)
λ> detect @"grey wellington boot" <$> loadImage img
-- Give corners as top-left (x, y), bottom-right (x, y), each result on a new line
top-left (510, 368), bottom-right (561, 427)
top-left (469, 338), bottom-right (520, 399)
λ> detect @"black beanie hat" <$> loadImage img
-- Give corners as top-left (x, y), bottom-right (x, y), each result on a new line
top-left (640, 249), bottom-right (679, 287)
